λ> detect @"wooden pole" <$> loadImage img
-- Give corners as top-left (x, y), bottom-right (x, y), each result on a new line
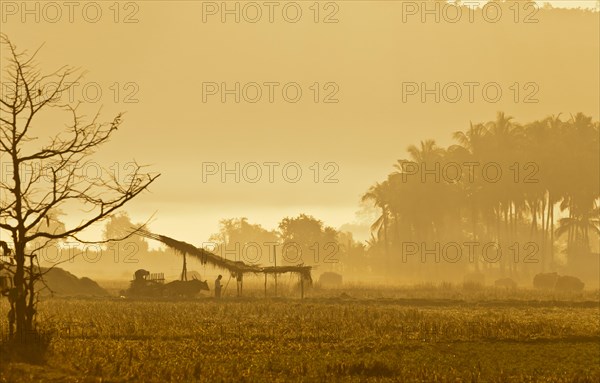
top-left (181, 253), bottom-right (187, 281)
top-left (264, 273), bottom-right (267, 298)
top-left (300, 276), bottom-right (304, 299)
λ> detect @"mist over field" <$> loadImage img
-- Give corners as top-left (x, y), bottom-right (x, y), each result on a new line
top-left (1, 1), bottom-right (599, 382)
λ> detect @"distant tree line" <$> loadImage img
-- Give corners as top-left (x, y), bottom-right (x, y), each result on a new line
top-left (361, 112), bottom-right (599, 281)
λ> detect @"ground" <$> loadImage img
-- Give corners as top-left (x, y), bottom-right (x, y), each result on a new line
top-left (1, 286), bottom-right (599, 382)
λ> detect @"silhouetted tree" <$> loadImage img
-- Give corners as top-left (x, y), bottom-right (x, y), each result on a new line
top-left (278, 214), bottom-right (338, 266)
top-left (0, 36), bottom-right (159, 341)
top-left (363, 112), bottom-right (599, 281)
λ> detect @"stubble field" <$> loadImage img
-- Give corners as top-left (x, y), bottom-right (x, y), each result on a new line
top-left (1, 286), bottom-right (599, 382)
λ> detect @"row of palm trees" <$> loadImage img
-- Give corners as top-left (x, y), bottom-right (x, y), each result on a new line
top-left (362, 112), bottom-right (599, 279)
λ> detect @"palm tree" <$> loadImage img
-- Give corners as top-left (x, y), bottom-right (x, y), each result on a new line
top-left (362, 112), bottom-right (599, 280)
top-left (555, 206), bottom-right (600, 265)
top-left (362, 181), bottom-right (392, 273)
top-left (452, 122), bottom-right (487, 156)
top-left (451, 122), bottom-right (488, 270)
top-left (406, 139), bottom-right (445, 164)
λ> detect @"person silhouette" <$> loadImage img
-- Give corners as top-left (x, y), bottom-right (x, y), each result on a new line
top-left (236, 272), bottom-right (243, 297)
top-left (215, 275), bottom-right (223, 298)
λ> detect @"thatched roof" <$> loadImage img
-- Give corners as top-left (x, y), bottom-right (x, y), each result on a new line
top-left (137, 230), bottom-right (312, 280)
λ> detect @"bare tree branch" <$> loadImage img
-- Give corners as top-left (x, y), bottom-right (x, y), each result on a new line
top-left (0, 35), bottom-right (161, 339)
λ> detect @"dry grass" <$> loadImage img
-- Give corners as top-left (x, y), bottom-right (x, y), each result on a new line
top-left (1, 286), bottom-right (599, 382)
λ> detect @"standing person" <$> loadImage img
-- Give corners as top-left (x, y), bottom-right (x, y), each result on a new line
top-left (236, 272), bottom-right (243, 297)
top-left (215, 275), bottom-right (223, 298)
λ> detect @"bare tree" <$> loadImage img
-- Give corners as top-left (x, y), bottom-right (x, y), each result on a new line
top-left (0, 35), bottom-right (160, 341)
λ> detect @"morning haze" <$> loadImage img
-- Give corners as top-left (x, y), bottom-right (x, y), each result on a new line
top-left (0, 1), bottom-right (599, 381)
top-left (2, 1), bottom-right (598, 242)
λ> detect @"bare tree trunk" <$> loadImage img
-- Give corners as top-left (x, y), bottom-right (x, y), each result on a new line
top-left (0, 36), bottom-right (159, 344)
top-left (530, 201), bottom-right (537, 239)
top-left (567, 202), bottom-right (574, 254)
top-left (383, 209), bottom-right (390, 278)
top-left (26, 254), bottom-right (37, 332)
top-left (13, 243), bottom-right (28, 340)
top-left (472, 203), bottom-right (479, 272)
top-left (540, 196), bottom-right (547, 271)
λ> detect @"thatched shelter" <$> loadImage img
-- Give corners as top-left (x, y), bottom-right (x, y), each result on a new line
top-left (137, 230), bottom-right (312, 297)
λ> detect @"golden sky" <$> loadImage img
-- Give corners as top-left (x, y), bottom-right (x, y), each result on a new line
top-left (1, 1), bottom-right (598, 244)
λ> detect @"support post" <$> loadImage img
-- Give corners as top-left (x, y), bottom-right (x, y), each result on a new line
top-left (181, 253), bottom-right (187, 281)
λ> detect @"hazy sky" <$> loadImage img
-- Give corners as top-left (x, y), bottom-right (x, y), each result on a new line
top-left (1, 1), bottom-right (598, 246)
top-left (513, 1), bottom-right (596, 8)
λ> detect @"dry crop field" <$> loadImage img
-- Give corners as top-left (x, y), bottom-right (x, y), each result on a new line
top-left (1, 286), bottom-right (599, 382)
